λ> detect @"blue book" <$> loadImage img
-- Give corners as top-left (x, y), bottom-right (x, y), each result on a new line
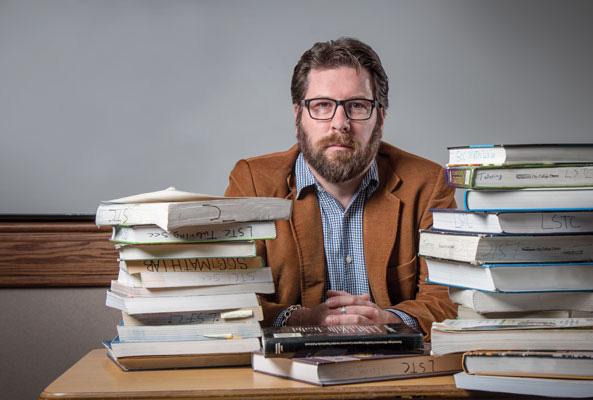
top-left (463, 188), bottom-right (593, 212)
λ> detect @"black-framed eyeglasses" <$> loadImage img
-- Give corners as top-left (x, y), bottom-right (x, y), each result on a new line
top-left (301, 98), bottom-right (382, 121)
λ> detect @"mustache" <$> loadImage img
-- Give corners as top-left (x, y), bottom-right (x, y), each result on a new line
top-left (318, 134), bottom-right (356, 148)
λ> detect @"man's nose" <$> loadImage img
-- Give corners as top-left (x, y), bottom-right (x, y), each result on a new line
top-left (331, 104), bottom-right (351, 132)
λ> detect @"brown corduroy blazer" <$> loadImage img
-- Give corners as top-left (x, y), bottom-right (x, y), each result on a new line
top-left (224, 142), bottom-right (457, 338)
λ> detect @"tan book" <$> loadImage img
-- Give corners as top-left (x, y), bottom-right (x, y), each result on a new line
top-left (106, 349), bottom-right (252, 371)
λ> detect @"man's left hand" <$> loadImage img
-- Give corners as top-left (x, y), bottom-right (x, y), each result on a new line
top-left (322, 290), bottom-right (402, 325)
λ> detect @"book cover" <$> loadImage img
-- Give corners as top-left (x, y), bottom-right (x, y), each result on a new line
top-left (261, 324), bottom-right (423, 358)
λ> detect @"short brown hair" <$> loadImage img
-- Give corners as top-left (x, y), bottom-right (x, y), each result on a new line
top-left (291, 37), bottom-right (389, 109)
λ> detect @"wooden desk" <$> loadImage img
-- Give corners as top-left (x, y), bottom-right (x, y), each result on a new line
top-left (39, 349), bottom-right (511, 400)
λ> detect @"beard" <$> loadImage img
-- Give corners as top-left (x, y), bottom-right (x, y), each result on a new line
top-left (297, 119), bottom-right (382, 184)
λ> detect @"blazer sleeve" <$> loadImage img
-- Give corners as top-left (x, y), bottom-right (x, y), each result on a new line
top-left (391, 169), bottom-right (457, 339)
top-left (224, 159), bottom-right (289, 326)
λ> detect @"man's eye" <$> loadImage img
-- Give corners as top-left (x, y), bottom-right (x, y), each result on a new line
top-left (315, 101), bottom-right (332, 109)
top-left (350, 101), bottom-right (368, 110)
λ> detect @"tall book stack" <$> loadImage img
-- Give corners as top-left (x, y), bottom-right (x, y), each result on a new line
top-left (95, 187), bottom-right (292, 370)
top-left (419, 144), bottom-right (593, 398)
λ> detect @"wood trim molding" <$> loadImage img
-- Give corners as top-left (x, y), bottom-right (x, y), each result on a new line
top-left (0, 218), bottom-right (118, 287)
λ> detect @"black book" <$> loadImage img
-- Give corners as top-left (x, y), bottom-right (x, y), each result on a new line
top-left (261, 324), bottom-right (424, 358)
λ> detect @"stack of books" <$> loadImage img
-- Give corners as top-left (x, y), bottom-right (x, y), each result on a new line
top-left (419, 144), bottom-right (593, 397)
top-left (95, 187), bottom-right (292, 370)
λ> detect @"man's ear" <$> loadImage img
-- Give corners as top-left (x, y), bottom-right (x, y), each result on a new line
top-left (293, 104), bottom-right (301, 135)
top-left (377, 107), bottom-right (386, 129)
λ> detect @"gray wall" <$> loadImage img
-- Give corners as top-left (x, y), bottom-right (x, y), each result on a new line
top-left (1, 1), bottom-right (592, 399)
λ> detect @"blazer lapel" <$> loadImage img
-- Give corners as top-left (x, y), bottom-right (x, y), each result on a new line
top-left (364, 160), bottom-right (401, 308)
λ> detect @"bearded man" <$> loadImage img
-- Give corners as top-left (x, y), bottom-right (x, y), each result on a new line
top-left (225, 37), bottom-right (456, 338)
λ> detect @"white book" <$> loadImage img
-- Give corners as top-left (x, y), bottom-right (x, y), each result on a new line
top-left (116, 321), bottom-right (262, 342)
top-left (105, 290), bottom-right (260, 315)
top-left (117, 242), bottom-right (256, 261)
top-left (419, 230), bottom-right (593, 264)
top-left (252, 350), bottom-right (462, 386)
top-left (431, 209), bottom-right (593, 234)
top-left (447, 143), bottom-right (593, 166)
top-left (431, 318), bottom-right (593, 355)
top-left (111, 221), bottom-right (276, 244)
top-left (111, 278), bottom-right (274, 296)
top-left (107, 336), bottom-right (262, 358)
top-left (135, 268), bottom-right (274, 289)
top-left (96, 197), bottom-right (291, 231)
top-left (119, 257), bottom-right (265, 274)
top-left (425, 258), bottom-right (593, 292)
top-left (454, 372), bottom-right (593, 398)
top-left (463, 188), bottom-right (593, 211)
top-left (118, 267), bottom-right (274, 290)
top-left (449, 288), bottom-right (593, 314)
top-left (121, 307), bottom-right (264, 325)
top-left (455, 305), bottom-right (588, 320)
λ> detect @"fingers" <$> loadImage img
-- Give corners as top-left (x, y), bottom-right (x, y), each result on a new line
top-left (323, 313), bottom-right (374, 325)
top-left (325, 294), bottom-right (374, 309)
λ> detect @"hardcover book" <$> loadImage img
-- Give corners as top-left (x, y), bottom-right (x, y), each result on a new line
top-left (121, 307), bottom-right (264, 326)
top-left (116, 320), bottom-right (262, 342)
top-left (425, 258), bottom-right (593, 292)
top-left (446, 164), bottom-right (593, 189)
top-left (252, 348), bottom-right (462, 386)
top-left (430, 208), bottom-right (593, 234)
top-left (447, 143), bottom-right (593, 166)
top-left (462, 188), bottom-right (593, 211)
top-left (261, 324), bottom-right (423, 358)
top-left (119, 256), bottom-right (265, 274)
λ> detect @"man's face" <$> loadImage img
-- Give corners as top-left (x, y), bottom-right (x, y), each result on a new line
top-left (295, 67), bottom-right (383, 184)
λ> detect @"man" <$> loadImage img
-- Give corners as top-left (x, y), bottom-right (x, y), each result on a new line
top-left (225, 37), bottom-right (456, 337)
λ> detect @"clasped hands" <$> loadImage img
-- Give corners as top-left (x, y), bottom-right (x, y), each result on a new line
top-left (287, 290), bottom-right (402, 326)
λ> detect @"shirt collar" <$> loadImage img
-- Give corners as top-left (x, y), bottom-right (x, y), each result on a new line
top-left (295, 152), bottom-right (379, 199)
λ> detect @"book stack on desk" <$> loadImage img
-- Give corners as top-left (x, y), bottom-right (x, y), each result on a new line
top-left (95, 187), bottom-right (292, 370)
top-left (420, 144), bottom-right (593, 397)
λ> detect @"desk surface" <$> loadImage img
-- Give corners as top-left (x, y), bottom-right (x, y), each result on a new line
top-left (39, 349), bottom-right (502, 400)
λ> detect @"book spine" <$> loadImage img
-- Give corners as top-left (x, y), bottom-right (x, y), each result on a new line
top-left (445, 167), bottom-right (474, 188)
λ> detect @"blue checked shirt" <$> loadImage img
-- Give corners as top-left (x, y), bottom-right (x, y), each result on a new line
top-left (273, 153), bottom-right (418, 329)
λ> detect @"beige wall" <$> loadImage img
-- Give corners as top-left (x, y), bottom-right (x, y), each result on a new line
top-left (0, 289), bottom-right (120, 400)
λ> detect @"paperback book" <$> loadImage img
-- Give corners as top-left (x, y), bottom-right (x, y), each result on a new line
top-left (462, 350), bottom-right (593, 379)
top-left (430, 209), bottom-right (593, 234)
top-left (448, 288), bottom-right (593, 314)
top-left (252, 348), bottom-right (462, 386)
top-left (431, 318), bottom-right (593, 355)
top-left (261, 324), bottom-right (423, 358)
top-left (463, 188), bottom-right (593, 211)
top-left (419, 230), bottom-right (593, 264)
